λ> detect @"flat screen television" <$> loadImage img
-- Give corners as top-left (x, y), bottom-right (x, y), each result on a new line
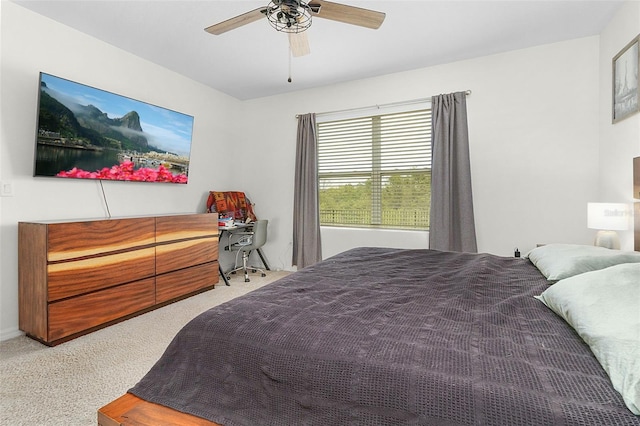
top-left (34, 72), bottom-right (194, 184)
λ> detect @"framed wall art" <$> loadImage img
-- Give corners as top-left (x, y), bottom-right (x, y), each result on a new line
top-left (612, 35), bottom-right (639, 123)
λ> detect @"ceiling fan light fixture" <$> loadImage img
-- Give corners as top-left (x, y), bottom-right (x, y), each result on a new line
top-left (266, 0), bottom-right (312, 33)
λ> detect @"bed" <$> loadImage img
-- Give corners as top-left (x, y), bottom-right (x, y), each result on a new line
top-left (99, 243), bottom-right (640, 425)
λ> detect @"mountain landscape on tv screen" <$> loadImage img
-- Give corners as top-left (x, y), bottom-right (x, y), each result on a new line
top-left (39, 81), bottom-right (156, 153)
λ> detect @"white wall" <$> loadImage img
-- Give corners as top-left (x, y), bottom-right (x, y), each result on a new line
top-left (241, 36), bottom-right (602, 259)
top-left (598, 1), bottom-right (640, 250)
top-left (0, 2), bottom-right (242, 340)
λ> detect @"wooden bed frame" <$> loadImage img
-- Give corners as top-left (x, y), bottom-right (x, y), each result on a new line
top-left (98, 393), bottom-right (221, 426)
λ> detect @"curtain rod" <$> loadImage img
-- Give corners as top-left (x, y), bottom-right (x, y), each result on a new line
top-left (295, 90), bottom-right (471, 119)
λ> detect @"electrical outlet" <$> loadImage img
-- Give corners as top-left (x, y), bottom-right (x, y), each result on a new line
top-left (0, 181), bottom-right (14, 197)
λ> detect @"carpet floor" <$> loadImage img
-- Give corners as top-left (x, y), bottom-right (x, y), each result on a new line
top-left (0, 271), bottom-right (290, 426)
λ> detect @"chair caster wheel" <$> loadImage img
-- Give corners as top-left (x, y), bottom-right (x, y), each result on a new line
top-left (251, 269), bottom-right (257, 273)
top-left (231, 271), bottom-right (236, 275)
top-left (261, 273), bottom-right (266, 277)
top-left (245, 278), bottom-right (250, 282)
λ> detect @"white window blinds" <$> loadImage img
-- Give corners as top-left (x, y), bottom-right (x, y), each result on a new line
top-left (317, 108), bottom-right (432, 230)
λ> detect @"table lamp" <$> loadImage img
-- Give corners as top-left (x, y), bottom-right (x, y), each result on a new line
top-left (587, 202), bottom-right (629, 249)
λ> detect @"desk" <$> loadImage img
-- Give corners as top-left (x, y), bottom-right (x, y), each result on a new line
top-left (219, 222), bottom-right (270, 285)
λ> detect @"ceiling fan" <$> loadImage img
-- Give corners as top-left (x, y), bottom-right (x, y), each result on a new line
top-left (204, 0), bottom-right (386, 57)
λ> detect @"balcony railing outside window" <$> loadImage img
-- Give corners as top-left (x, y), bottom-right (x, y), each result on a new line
top-left (320, 208), bottom-right (430, 230)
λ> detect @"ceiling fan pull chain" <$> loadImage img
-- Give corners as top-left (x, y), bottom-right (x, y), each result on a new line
top-left (288, 45), bottom-right (293, 83)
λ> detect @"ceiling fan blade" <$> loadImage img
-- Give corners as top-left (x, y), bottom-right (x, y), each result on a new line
top-left (308, 0), bottom-right (385, 29)
top-left (289, 32), bottom-right (310, 57)
top-left (204, 7), bottom-right (266, 35)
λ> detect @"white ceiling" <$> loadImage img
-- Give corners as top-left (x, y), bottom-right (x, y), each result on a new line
top-left (12, 0), bottom-right (623, 100)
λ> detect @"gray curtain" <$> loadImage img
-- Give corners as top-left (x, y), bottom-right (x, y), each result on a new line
top-left (429, 92), bottom-right (477, 252)
top-left (292, 113), bottom-right (322, 268)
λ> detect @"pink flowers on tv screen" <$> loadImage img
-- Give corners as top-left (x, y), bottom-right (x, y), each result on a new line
top-left (56, 161), bottom-right (188, 183)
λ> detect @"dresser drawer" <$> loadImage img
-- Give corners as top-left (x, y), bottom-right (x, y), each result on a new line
top-left (155, 214), bottom-right (217, 243)
top-left (48, 278), bottom-right (156, 341)
top-left (156, 262), bottom-right (218, 304)
top-left (156, 237), bottom-right (218, 275)
top-left (47, 218), bottom-right (155, 262)
top-left (48, 247), bottom-right (156, 301)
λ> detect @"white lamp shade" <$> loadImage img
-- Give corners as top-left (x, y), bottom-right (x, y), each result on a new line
top-left (587, 203), bottom-right (629, 231)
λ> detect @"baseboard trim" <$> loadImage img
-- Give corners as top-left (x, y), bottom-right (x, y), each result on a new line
top-left (0, 327), bottom-right (24, 342)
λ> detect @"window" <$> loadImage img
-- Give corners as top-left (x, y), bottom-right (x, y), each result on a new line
top-left (317, 108), bottom-right (432, 230)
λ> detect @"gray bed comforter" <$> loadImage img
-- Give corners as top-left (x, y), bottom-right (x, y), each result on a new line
top-left (129, 247), bottom-right (640, 425)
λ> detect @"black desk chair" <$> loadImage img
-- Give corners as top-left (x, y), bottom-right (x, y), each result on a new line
top-left (226, 219), bottom-right (268, 282)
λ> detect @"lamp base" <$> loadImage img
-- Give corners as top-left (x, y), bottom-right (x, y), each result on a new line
top-left (594, 230), bottom-right (620, 250)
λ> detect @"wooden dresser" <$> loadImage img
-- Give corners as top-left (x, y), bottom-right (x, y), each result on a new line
top-left (18, 213), bottom-right (218, 346)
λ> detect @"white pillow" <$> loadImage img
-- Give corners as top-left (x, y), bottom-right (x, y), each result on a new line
top-left (535, 263), bottom-right (640, 415)
top-left (527, 243), bottom-right (640, 280)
